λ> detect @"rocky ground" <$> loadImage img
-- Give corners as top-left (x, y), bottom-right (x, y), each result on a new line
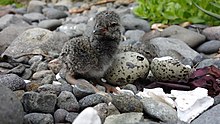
top-left (1, 0), bottom-right (220, 124)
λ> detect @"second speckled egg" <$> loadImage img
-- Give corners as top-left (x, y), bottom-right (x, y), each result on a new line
top-left (105, 52), bottom-right (150, 86)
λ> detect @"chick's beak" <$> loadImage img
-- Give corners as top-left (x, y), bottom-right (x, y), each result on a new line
top-left (93, 27), bottom-right (107, 35)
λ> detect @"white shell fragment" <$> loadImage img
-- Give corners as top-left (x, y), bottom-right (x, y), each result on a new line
top-left (171, 87), bottom-right (214, 123)
top-left (136, 88), bottom-right (175, 108)
top-left (150, 56), bottom-right (192, 82)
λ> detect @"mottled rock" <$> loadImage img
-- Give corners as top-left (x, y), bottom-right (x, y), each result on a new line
top-left (196, 40), bottom-right (220, 54)
top-left (121, 84), bottom-right (138, 94)
top-left (202, 26), bottom-right (220, 40)
top-left (79, 93), bottom-right (111, 110)
top-left (36, 61), bottom-right (48, 72)
top-left (111, 94), bottom-right (143, 113)
top-left (54, 109), bottom-right (69, 123)
top-left (32, 70), bottom-right (54, 80)
top-left (24, 113), bottom-right (53, 124)
top-left (124, 30), bottom-right (145, 41)
top-left (38, 84), bottom-right (61, 95)
top-left (0, 74), bottom-right (26, 91)
top-left (28, 55), bottom-right (43, 65)
top-left (94, 103), bottom-right (120, 123)
top-left (72, 107), bottom-right (101, 124)
top-left (38, 19), bottom-right (62, 30)
top-left (65, 112), bottom-right (79, 123)
top-left (121, 14), bottom-right (150, 32)
top-left (191, 104), bottom-right (220, 124)
top-left (7, 64), bottom-right (26, 75)
top-left (141, 97), bottom-right (178, 122)
top-left (2, 28), bottom-right (69, 58)
top-left (25, 82), bottom-right (40, 91)
top-left (22, 91), bottom-right (57, 113)
top-left (104, 112), bottom-right (144, 124)
top-left (0, 84), bottom-right (24, 124)
top-left (57, 91), bottom-right (80, 112)
top-left (21, 68), bottom-right (33, 80)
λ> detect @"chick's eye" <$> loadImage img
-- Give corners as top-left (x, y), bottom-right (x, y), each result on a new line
top-left (110, 22), bottom-right (119, 27)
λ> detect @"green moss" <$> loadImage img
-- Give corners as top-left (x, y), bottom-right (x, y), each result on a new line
top-left (133, 0), bottom-right (220, 26)
top-left (0, 0), bottom-right (24, 8)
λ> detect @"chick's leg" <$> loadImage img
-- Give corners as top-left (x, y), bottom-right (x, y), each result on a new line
top-left (93, 78), bottom-right (119, 94)
top-left (65, 72), bottom-right (78, 85)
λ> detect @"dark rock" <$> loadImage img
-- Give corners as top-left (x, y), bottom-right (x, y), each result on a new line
top-left (214, 95), bottom-right (220, 106)
top-left (94, 103), bottom-right (120, 123)
top-left (54, 109), bottom-right (69, 123)
top-left (191, 104), bottom-right (220, 124)
top-left (65, 112), bottom-right (79, 123)
top-left (196, 40), bottom-right (220, 54)
top-left (40, 74), bottom-right (56, 84)
top-left (79, 93), bottom-right (111, 110)
top-left (21, 68), bottom-right (33, 79)
top-left (36, 62), bottom-right (48, 72)
top-left (111, 94), bottom-right (143, 113)
top-left (27, 0), bottom-right (46, 13)
top-left (196, 59), bottom-right (220, 69)
top-left (38, 84), bottom-right (61, 95)
top-left (141, 97), bottom-right (177, 122)
top-left (32, 70), bottom-right (54, 80)
top-left (0, 62), bottom-right (13, 69)
top-left (0, 84), bottom-right (24, 124)
top-left (61, 83), bottom-right (73, 93)
top-left (24, 113), bottom-right (53, 124)
top-left (0, 14), bottom-right (29, 31)
top-left (104, 112), bottom-right (144, 124)
top-left (23, 13), bottom-right (46, 22)
top-left (57, 91), bottom-right (80, 112)
top-left (72, 79), bottom-right (97, 99)
top-left (25, 82), bottom-right (40, 91)
top-left (146, 37), bottom-right (200, 61)
top-left (121, 84), bottom-right (138, 94)
top-left (0, 74), bottom-right (26, 91)
top-left (124, 30), bottom-right (145, 41)
top-left (7, 64), bottom-right (26, 75)
top-left (22, 91), bottom-right (57, 113)
top-left (2, 28), bottom-right (69, 58)
top-left (160, 25), bottom-right (206, 47)
top-left (38, 19), bottom-right (62, 30)
top-left (54, 5), bottom-right (69, 11)
top-left (121, 14), bottom-right (150, 32)
top-left (202, 26), bottom-right (220, 40)
top-left (43, 8), bottom-right (68, 19)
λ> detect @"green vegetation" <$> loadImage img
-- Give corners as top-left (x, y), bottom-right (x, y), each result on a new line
top-left (0, 0), bottom-right (24, 7)
top-left (133, 0), bottom-right (220, 25)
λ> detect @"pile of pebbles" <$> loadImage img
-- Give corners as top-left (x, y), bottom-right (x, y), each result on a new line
top-left (0, 0), bottom-right (220, 124)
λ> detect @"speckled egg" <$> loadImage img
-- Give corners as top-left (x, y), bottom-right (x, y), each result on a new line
top-left (105, 52), bottom-right (150, 86)
top-left (150, 56), bottom-right (192, 82)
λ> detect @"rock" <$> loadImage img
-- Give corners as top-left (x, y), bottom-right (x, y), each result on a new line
top-left (214, 95), bottom-right (220, 106)
top-left (141, 97), bottom-right (178, 123)
top-left (58, 23), bottom-right (87, 38)
top-left (36, 61), bottom-right (48, 71)
top-left (37, 84), bottom-right (61, 95)
top-left (0, 14), bottom-right (29, 31)
top-left (202, 26), bottom-right (220, 40)
top-left (13, 90), bottom-right (25, 101)
top-left (0, 62), bottom-right (13, 69)
top-left (65, 112), bottom-right (79, 123)
top-left (145, 37), bottom-right (200, 61)
top-left (191, 104), bottom-right (220, 124)
top-left (32, 70), bottom-right (54, 80)
top-left (61, 83), bottom-right (73, 92)
top-left (94, 103), bottom-right (120, 123)
top-left (72, 79), bottom-right (97, 99)
top-left (121, 14), bottom-right (150, 32)
top-left (7, 64), bottom-right (26, 75)
top-left (79, 93), bottom-right (111, 110)
top-left (0, 74), bottom-right (26, 91)
top-left (25, 81), bottom-right (40, 91)
top-left (150, 56), bottom-right (192, 82)
top-left (28, 55), bottom-right (43, 65)
top-left (121, 84), bottom-right (138, 94)
top-left (0, 24), bottom-right (32, 54)
top-left (2, 28), bottom-right (69, 58)
top-left (54, 109), bottom-right (69, 123)
top-left (22, 91), bottom-right (57, 113)
top-left (27, 0), bottom-right (46, 13)
top-left (124, 30), bottom-right (145, 41)
top-left (196, 59), bottom-right (220, 69)
top-left (40, 74), bottom-right (56, 84)
top-left (196, 40), bottom-right (220, 54)
top-left (105, 52), bottom-right (150, 86)
top-left (43, 8), bottom-right (68, 19)
top-left (160, 25), bottom-right (206, 47)
top-left (0, 84), bottom-right (24, 124)
top-left (24, 113), bottom-right (54, 124)
top-left (57, 91), bottom-right (80, 112)
top-left (171, 87), bottom-right (214, 123)
top-left (111, 94), bottom-right (143, 113)
top-left (38, 19), bottom-right (62, 30)
top-left (23, 13), bottom-right (46, 22)
top-left (71, 15), bottom-right (89, 24)
top-left (21, 68), bottom-right (33, 80)
top-left (104, 112), bottom-right (144, 124)
top-left (54, 5), bottom-right (69, 11)
top-left (72, 107), bottom-right (101, 124)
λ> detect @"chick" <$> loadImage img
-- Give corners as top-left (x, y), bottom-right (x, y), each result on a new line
top-left (60, 10), bottom-right (122, 92)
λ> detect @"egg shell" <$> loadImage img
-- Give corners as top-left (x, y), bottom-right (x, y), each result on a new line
top-left (150, 56), bottom-right (192, 82)
top-left (105, 52), bottom-right (150, 86)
